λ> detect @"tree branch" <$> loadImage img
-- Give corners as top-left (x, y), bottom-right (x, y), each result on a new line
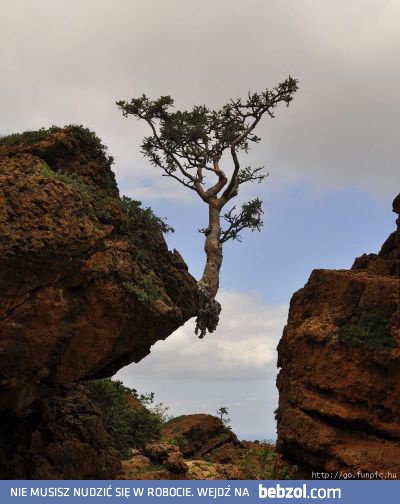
top-left (145, 118), bottom-right (208, 202)
top-left (206, 157), bottom-right (228, 197)
top-left (238, 166), bottom-right (269, 185)
top-left (220, 199), bottom-right (264, 243)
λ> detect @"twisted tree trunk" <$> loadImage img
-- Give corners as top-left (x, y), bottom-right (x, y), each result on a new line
top-left (200, 202), bottom-right (223, 297)
top-left (195, 200), bottom-right (223, 338)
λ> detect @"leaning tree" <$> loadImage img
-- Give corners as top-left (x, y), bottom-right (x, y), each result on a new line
top-left (117, 76), bottom-right (298, 338)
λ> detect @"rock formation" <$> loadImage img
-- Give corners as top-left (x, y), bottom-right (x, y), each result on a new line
top-left (277, 194), bottom-right (400, 477)
top-left (0, 126), bottom-right (198, 478)
top-left (0, 385), bottom-right (121, 479)
top-left (161, 414), bottom-right (237, 458)
top-left (120, 414), bottom-right (293, 480)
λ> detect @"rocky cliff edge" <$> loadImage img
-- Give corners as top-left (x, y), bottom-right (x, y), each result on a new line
top-left (0, 126), bottom-right (198, 478)
top-left (277, 194), bottom-right (400, 477)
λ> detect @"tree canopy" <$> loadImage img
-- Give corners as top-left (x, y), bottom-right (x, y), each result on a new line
top-left (117, 77), bottom-right (298, 337)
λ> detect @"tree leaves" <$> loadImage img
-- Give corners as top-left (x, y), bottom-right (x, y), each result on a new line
top-left (220, 198), bottom-right (264, 243)
top-left (116, 77), bottom-right (298, 200)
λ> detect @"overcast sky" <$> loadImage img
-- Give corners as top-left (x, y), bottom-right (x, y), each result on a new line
top-left (1, 0), bottom-right (399, 439)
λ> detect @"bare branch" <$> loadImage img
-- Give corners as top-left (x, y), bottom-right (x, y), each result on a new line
top-left (219, 145), bottom-right (241, 204)
top-left (144, 118), bottom-right (195, 182)
top-left (144, 118), bottom-right (209, 201)
top-left (161, 172), bottom-right (195, 189)
top-left (206, 158), bottom-right (228, 197)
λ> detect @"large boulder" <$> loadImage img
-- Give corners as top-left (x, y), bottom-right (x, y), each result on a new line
top-left (161, 414), bottom-right (237, 458)
top-left (0, 126), bottom-right (198, 478)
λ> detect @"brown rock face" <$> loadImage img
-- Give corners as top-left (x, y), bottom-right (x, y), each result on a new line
top-left (0, 127), bottom-right (198, 478)
top-left (120, 439), bottom-right (277, 480)
top-left (277, 194), bottom-right (400, 477)
top-left (143, 442), bottom-right (188, 475)
top-left (0, 386), bottom-right (121, 479)
top-left (161, 414), bottom-right (237, 458)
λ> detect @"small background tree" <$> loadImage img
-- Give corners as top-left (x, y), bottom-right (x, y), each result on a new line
top-left (117, 77), bottom-right (298, 337)
top-left (216, 406), bottom-right (231, 429)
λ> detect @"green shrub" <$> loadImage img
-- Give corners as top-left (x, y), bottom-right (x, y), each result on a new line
top-left (239, 444), bottom-right (276, 479)
top-left (38, 163), bottom-right (92, 201)
top-left (0, 124), bottom-right (113, 164)
top-left (38, 164), bottom-right (172, 240)
top-left (67, 125), bottom-right (114, 164)
top-left (150, 402), bottom-right (173, 423)
top-left (82, 379), bottom-right (161, 459)
top-left (0, 126), bottom-right (61, 147)
top-left (338, 311), bottom-right (394, 350)
top-left (174, 435), bottom-right (189, 453)
top-left (123, 277), bottom-right (165, 302)
top-left (90, 192), bottom-right (173, 239)
top-left (120, 196), bottom-right (174, 235)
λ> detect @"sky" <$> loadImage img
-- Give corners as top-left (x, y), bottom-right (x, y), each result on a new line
top-left (1, 0), bottom-right (399, 439)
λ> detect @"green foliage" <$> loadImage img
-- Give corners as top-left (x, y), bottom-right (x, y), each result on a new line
top-left (83, 379), bottom-right (161, 459)
top-left (220, 198), bottom-right (264, 243)
top-left (338, 311), bottom-right (394, 350)
top-left (173, 435), bottom-right (189, 453)
top-left (0, 124), bottom-right (114, 164)
top-left (122, 276), bottom-right (165, 302)
top-left (117, 78), bottom-right (298, 247)
top-left (68, 125), bottom-right (114, 164)
top-left (239, 444), bottom-right (277, 479)
top-left (0, 125), bottom-right (61, 147)
top-left (216, 406), bottom-right (231, 428)
top-left (117, 78), bottom-right (298, 167)
top-left (217, 432), bottom-right (233, 444)
top-left (135, 249), bottom-right (150, 265)
top-left (120, 196), bottom-right (174, 235)
top-left (150, 402), bottom-right (173, 423)
top-left (237, 442), bottom-right (299, 480)
top-left (38, 164), bottom-right (172, 240)
top-left (38, 163), bottom-right (92, 201)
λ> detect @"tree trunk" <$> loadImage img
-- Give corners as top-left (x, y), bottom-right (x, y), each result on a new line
top-left (195, 200), bottom-right (223, 338)
top-left (200, 202), bottom-right (223, 298)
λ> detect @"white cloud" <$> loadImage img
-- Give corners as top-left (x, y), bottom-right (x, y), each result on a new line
top-left (116, 291), bottom-right (288, 439)
top-left (1, 0), bottom-right (400, 199)
top-left (117, 290), bottom-right (288, 381)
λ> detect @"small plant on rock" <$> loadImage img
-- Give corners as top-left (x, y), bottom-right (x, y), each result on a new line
top-left (338, 311), bottom-right (394, 350)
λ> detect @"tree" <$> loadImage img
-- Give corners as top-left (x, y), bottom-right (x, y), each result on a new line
top-left (216, 406), bottom-right (231, 428)
top-left (117, 77), bottom-right (298, 337)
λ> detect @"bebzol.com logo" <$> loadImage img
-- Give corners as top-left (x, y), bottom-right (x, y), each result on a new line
top-left (259, 483), bottom-right (341, 499)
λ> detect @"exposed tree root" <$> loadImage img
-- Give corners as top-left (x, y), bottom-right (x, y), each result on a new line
top-left (195, 282), bottom-right (222, 339)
